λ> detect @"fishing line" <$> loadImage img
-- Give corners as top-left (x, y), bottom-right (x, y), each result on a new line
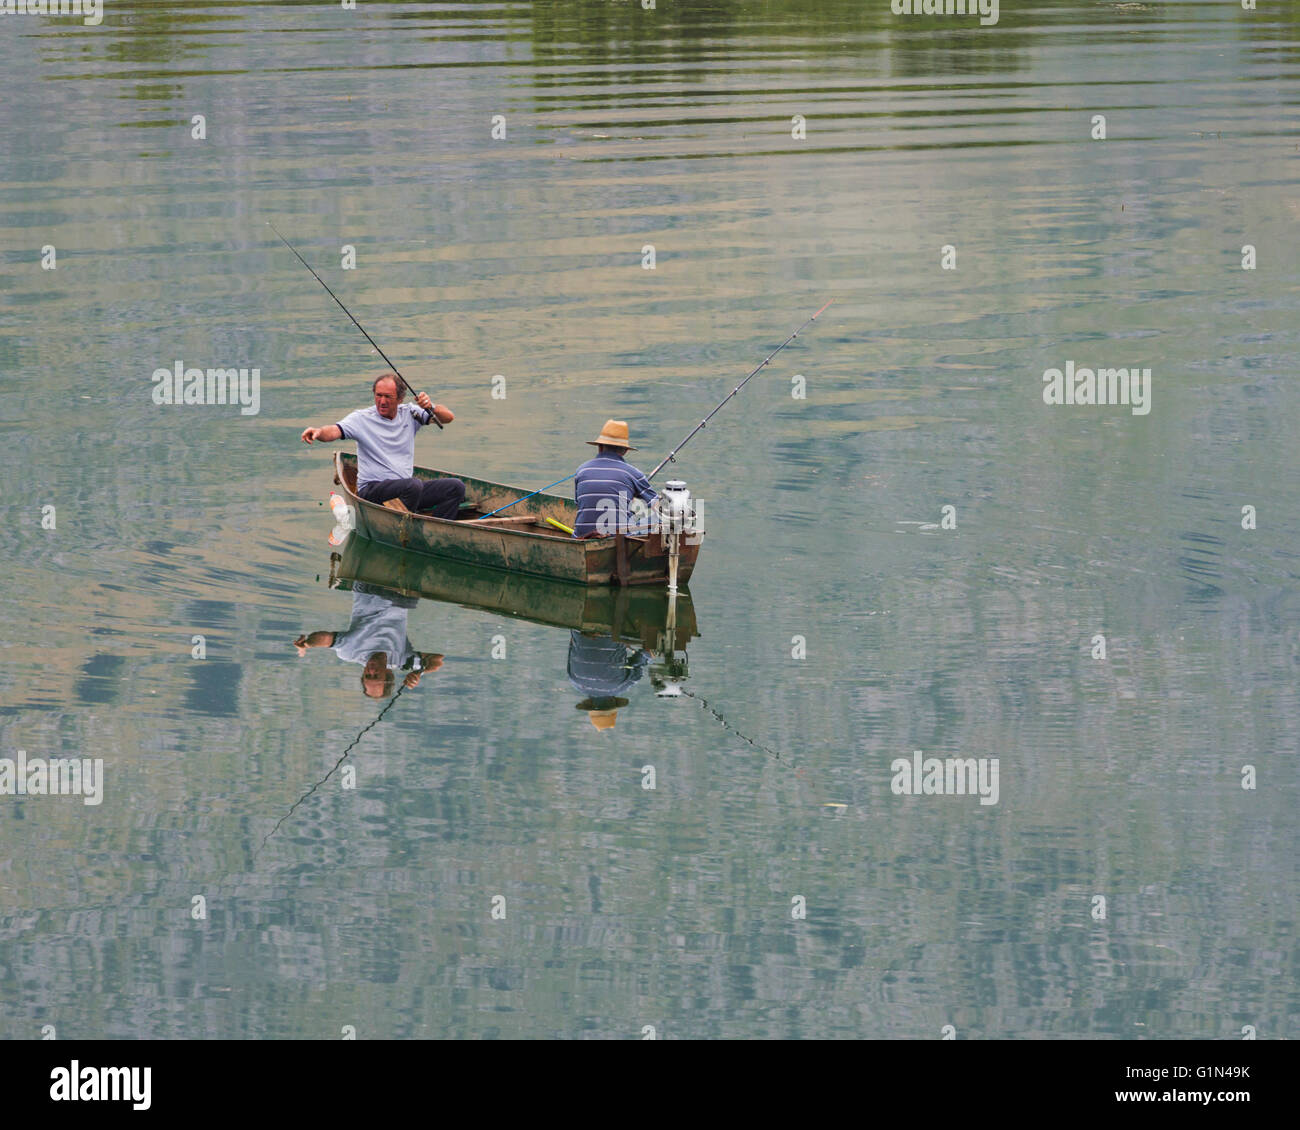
top-left (680, 688), bottom-right (824, 790)
top-left (256, 680), bottom-right (412, 857)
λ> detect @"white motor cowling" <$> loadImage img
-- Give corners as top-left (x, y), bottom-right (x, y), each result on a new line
top-left (660, 480), bottom-right (695, 534)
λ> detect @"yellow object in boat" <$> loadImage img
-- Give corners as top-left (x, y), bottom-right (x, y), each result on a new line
top-left (545, 517), bottom-right (574, 535)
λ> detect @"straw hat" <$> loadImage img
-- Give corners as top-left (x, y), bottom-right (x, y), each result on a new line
top-left (575, 696), bottom-right (630, 730)
top-left (586, 419), bottom-right (637, 451)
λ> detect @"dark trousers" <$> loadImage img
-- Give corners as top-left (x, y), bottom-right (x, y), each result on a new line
top-left (359, 477), bottom-right (466, 520)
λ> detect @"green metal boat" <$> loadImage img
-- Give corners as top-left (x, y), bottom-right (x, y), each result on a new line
top-left (331, 452), bottom-right (703, 586)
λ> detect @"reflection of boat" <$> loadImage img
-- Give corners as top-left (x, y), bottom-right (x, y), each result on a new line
top-left (329, 536), bottom-right (699, 651)
top-left (331, 452), bottom-right (703, 586)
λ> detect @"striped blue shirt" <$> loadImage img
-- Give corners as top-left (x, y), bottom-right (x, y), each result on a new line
top-left (573, 451), bottom-right (659, 537)
top-left (567, 631), bottom-right (649, 696)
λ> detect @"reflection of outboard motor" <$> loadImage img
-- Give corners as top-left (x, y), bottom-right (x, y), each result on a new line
top-left (650, 598), bottom-right (689, 696)
top-left (659, 480), bottom-right (696, 593)
top-left (650, 650), bottom-right (689, 697)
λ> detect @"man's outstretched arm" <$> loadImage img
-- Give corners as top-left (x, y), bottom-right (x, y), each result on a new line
top-left (301, 424), bottom-right (343, 444)
top-left (293, 631), bottom-right (337, 656)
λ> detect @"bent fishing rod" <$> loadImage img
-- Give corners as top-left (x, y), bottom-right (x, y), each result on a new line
top-left (649, 297), bottom-right (833, 479)
top-left (267, 221), bottom-right (442, 429)
top-left (479, 299), bottom-right (835, 520)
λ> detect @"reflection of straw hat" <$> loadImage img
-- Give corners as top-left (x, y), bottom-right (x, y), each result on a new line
top-left (575, 696), bottom-right (630, 731)
top-left (586, 419), bottom-right (636, 451)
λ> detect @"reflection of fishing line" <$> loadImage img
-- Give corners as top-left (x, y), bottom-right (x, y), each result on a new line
top-left (681, 689), bottom-right (820, 787)
top-left (256, 681), bottom-right (412, 856)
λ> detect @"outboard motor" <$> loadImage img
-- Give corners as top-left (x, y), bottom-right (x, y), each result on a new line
top-left (659, 480), bottom-right (696, 594)
top-left (660, 480), bottom-right (694, 531)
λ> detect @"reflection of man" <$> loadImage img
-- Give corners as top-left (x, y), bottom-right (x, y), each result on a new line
top-left (295, 587), bottom-right (443, 698)
top-left (567, 630), bottom-right (652, 730)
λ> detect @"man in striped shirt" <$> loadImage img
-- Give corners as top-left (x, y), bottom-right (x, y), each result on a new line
top-left (572, 419), bottom-right (659, 538)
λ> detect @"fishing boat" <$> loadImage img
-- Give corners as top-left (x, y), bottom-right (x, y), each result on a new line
top-left (279, 227), bottom-right (822, 587)
top-left (331, 452), bottom-right (703, 587)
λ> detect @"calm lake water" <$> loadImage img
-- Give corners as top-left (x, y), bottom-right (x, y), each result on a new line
top-left (1, 0), bottom-right (1297, 1040)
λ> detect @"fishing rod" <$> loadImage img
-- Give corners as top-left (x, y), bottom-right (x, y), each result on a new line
top-left (476, 473), bottom-right (575, 521)
top-left (482, 300), bottom-right (835, 521)
top-left (649, 298), bottom-right (833, 479)
top-left (267, 221), bottom-right (443, 429)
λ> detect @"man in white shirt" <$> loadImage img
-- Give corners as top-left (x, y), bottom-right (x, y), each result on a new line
top-left (301, 373), bottom-right (464, 518)
top-left (293, 586), bottom-right (444, 699)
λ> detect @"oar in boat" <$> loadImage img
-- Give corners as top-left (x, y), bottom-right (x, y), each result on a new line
top-left (267, 221), bottom-right (443, 429)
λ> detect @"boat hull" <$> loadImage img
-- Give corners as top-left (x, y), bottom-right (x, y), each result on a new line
top-left (332, 452), bottom-right (702, 586)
